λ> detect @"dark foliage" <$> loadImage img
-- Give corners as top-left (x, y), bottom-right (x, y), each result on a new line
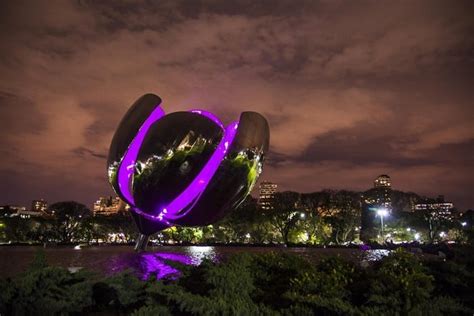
top-left (1, 248), bottom-right (473, 315)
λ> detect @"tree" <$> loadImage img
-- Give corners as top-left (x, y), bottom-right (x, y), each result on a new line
top-left (212, 196), bottom-right (275, 244)
top-left (1, 217), bottom-right (32, 242)
top-left (48, 201), bottom-right (91, 243)
top-left (408, 209), bottom-right (454, 243)
top-left (301, 190), bottom-right (360, 245)
top-left (325, 191), bottom-right (361, 244)
top-left (266, 191), bottom-right (303, 245)
top-left (26, 217), bottom-right (57, 243)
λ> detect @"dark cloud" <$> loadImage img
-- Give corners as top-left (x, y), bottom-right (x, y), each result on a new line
top-left (297, 124), bottom-right (474, 167)
top-left (0, 0), bottom-right (473, 209)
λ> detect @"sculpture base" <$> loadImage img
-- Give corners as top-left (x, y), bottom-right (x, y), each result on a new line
top-left (134, 234), bottom-right (149, 251)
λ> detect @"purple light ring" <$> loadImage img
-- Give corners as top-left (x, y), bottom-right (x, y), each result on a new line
top-left (190, 109), bottom-right (224, 130)
top-left (117, 105), bottom-right (166, 206)
top-left (120, 107), bottom-right (237, 224)
top-left (162, 121), bottom-right (239, 221)
top-left (130, 207), bottom-right (171, 224)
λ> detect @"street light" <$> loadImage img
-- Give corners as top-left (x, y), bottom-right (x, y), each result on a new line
top-left (300, 212), bottom-right (305, 219)
top-left (376, 208), bottom-right (389, 235)
top-left (461, 221), bottom-right (467, 227)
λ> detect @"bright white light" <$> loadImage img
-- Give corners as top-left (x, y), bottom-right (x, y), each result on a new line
top-left (300, 213), bottom-right (306, 219)
top-left (461, 222), bottom-right (467, 227)
top-left (186, 246), bottom-right (216, 264)
top-left (245, 233), bottom-right (251, 238)
top-left (439, 231), bottom-right (446, 238)
top-left (406, 228), bottom-right (411, 232)
top-left (414, 233), bottom-right (420, 240)
top-left (377, 208), bottom-right (388, 217)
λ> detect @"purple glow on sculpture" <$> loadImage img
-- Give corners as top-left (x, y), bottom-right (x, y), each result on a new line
top-left (108, 94), bottom-right (269, 250)
top-left (190, 109), bottom-right (224, 129)
top-left (120, 107), bottom-right (239, 223)
top-left (131, 120), bottom-right (239, 222)
top-left (117, 105), bottom-right (165, 206)
top-left (163, 121), bottom-right (239, 220)
top-left (129, 120), bottom-right (239, 223)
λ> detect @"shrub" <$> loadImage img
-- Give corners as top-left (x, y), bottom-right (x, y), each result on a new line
top-left (1, 250), bottom-right (95, 315)
top-left (249, 252), bottom-right (313, 309)
top-left (425, 260), bottom-right (474, 309)
top-left (284, 256), bottom-right (358, 315)
top-left (1, 248), bottom-right (473, 315)
top-left (363, 248), bottom-right (434, 314)
top-left (3, 267), bottom-right (94, 315)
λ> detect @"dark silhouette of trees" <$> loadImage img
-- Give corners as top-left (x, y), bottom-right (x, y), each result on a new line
top-left (266, 191), bottom-right (303, 245)
top-left (48, 201), bottom-right (91, 243)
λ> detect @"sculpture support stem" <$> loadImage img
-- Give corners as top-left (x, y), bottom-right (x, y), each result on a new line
top-left (134, 233), bottom-right (149, 251)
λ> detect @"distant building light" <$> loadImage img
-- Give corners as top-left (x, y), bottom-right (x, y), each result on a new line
top-left (258, 181), bottom-right (277, 210)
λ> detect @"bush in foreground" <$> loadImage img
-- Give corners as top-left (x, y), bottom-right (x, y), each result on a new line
top-left (1, 249), bottom-right (473, 315)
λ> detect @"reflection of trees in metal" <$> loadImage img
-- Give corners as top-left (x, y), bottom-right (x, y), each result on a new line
top-left (107, 94), bottom-right (269, 247)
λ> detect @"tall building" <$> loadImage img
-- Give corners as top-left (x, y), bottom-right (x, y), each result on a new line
top-left (32, 199), bottom-right (48, 214)
top-left (414, 195), bottom-right (454, 220)
top-left (258, 181), bottom-right (277, 210)
top-left (93, 196), bottom-right (125, 216)
top-left (374, 175), bottom-right (391, 188)
top-left (372, 175), bottom-right (392, 209)
top-left (360, 175), bottom-right (393, 242)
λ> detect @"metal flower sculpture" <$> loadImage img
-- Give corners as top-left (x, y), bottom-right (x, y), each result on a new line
top-left (107, 94), bottom-right (270, 250)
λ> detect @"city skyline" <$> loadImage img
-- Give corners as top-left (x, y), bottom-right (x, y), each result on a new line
top-left (0, 1), bottom-right (473, 209)
top-left (0, 174), bottom-right (460, 215)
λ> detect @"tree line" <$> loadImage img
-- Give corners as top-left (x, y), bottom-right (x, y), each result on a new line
top-left (1, 190), bottom-right (473, 245)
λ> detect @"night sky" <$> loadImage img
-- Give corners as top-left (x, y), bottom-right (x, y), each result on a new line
top-left (0, 1), bottom-right (473, 210)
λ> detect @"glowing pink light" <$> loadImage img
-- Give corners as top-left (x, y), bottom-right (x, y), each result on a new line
top-left (190, 109), bottom-right (224, 129)
top-left (117, 105), bottom-right (165, 205)
top-left (119, 107), bottom-right (240, 223)
top-left (161, 121), bottom-right (238, 220)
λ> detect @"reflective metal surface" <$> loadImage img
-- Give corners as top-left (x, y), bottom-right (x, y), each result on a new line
top-left (173, 111), bottom-right (269, 226)
top-left (107, 94), bottom-right (163, 204)
top-left (107, 93), bottom-right (270, 246)
top-left (133, 112), bottom-right (223, 215)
